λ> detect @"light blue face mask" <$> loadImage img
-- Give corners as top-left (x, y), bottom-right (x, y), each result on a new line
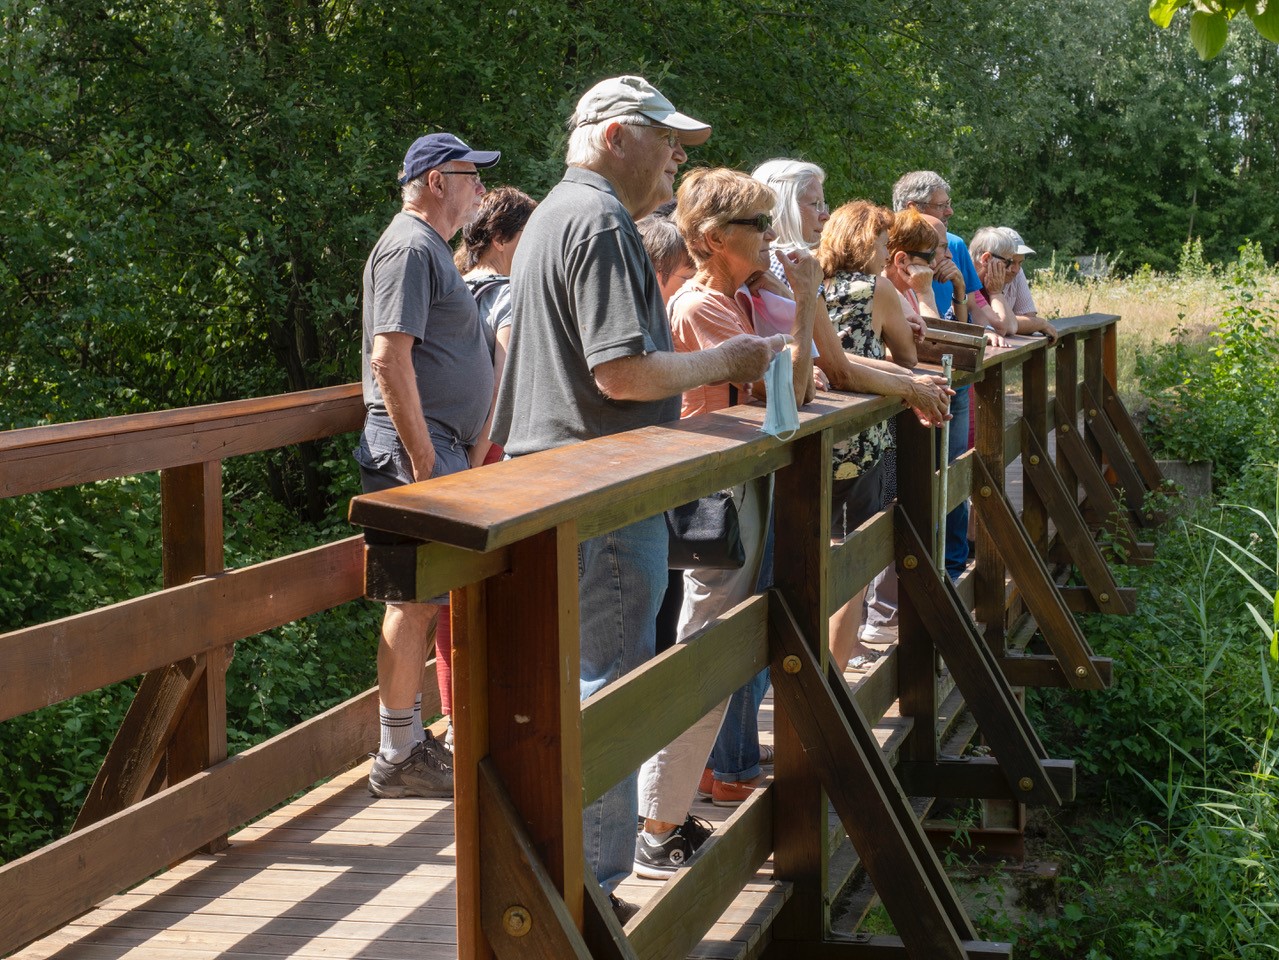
top-left (761, 347), bottom-right (800, 441)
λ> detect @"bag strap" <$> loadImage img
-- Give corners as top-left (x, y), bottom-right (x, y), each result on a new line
top-left (466, 275), bottom-right (508, 302)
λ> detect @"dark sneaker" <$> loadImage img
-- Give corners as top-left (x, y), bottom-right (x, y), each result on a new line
top-left (609, 894), bottom-right (639, 925)
top-left (420, 730), bottom-right (453, 766)
top-left (633, 814), bottom-right (713, 879)
top-left (368, 739), bottom-right (453, 798)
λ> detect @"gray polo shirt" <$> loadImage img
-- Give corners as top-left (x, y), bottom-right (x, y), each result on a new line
top-left (492, 167), bottom-right (678, 456)
top-left (360, 211), bottom-right (494, 446)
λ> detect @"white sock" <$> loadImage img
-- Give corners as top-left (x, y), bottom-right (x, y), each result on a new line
top-left (411, 693), bottom-right (425, 741)
top-left (379, 704), bottom-right (417, 763)
top-left (643, 827), bottom-right (675, 843)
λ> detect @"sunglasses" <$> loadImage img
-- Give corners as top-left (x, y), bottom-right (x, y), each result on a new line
top-left (905, 249), bottom-right (936, 262)
top-left (727, 214), bottom-right (774, 232)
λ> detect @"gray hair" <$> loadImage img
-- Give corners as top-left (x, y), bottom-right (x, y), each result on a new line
top-left (565, 114), bottom-right (648, 167)
top-left (891, 170), bottom-right (950, 212)
top-left (969, 226), bottom-right (1016, 260)
top-left (400, 171), bottom-right (429, 205)
top-left (751, 159), bottom-right (825, 248)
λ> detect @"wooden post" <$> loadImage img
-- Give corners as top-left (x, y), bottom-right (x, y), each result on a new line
top-left (471, 523), bottom-right (584, 956)
top-left (895, 411), bottom-right (939, 766)
top-left (1082, 330), bottom-right (1105, 472)
top-left (973, 364), bottom-right (1006, 652)
top-left (453, 579), bottom-right (493, 960)
top-left (1053, 335), bottom-right (1080, 507)
top-left (162, 462), bottom-right (227, 793)
top-left (770, 429), bottom-right (832, 945)
top-left (1021, 348), bottom-right (1050, 559)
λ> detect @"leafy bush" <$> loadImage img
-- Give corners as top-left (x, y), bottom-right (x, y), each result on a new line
top-left (1010, 472), bottom-right (1279, 957)
top-left (1137, 243), bottom-right (1279, 480)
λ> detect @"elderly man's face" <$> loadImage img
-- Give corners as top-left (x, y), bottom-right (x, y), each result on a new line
top-left (437, 162), bottom-right (486, 231)
top-left (1009, 253), bottom-right (1025, 276)
top-left (624, 122), bottom-right (689, 218)
top-left (914, 189), bottom-right (953, 227)
top-left (930, 223), bottom-right (950, 262)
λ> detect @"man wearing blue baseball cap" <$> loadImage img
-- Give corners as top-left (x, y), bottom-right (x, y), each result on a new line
top-left (355, 132), bottom-right (500, 799)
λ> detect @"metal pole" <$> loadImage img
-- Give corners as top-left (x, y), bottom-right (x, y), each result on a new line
top-left (936, 354), bottom-right (954, 571)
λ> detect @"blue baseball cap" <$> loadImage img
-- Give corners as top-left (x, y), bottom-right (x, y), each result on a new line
top-left (398, 133), bottom-right (501, 185)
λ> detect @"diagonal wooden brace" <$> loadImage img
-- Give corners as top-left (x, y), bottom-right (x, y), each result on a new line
top-left (768, 592), bottom-right (978, 959)
top-left (1101, 380), bottom-right (1169, 495)
top-left (768, 933), bottom-right (1012, 958)
top-left (1053, 409), bottom-right (1149, 560)
top-left (1021, 423), bottom-right (1133, 615)
top-left (477, 758), bottom-right (597, 960)
top-left (893, 507), bottom-right (1063, 805)
top-left (969, 458), bottom-right (1108, 690)
top-left (1082, 382), bottom-right (1158, 526)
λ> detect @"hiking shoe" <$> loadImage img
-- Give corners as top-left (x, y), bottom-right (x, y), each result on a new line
top-left (711, 773), bottom-right (765, 807)
top-left (609, 894), bottom-right (639, 925)
top-left (368, 738), bottom-right (453, 798)
top-left (634, 815), bottom-right (714, 878)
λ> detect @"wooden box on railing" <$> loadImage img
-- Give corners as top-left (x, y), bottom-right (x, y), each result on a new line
top-left (918, 318), bottom-right (987, 372)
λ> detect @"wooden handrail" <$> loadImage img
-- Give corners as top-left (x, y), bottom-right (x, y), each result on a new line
top-left (0, 384), bottom-right (363, 497)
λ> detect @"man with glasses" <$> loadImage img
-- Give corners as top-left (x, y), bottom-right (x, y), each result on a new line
top-left (492, 76), bottom-right (784, 919)
top-left (891, 171), bottom-right (1015, 338)
top-left (356, 132), bottom-right (499, 799)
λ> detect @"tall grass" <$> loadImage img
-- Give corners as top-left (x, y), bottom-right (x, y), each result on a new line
top-left (1029, 240), bottom-right (1279, 410)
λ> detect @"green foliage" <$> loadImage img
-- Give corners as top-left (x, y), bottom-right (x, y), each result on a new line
top-left (1137, 247), bottom-right (1279, 479)
top-left (1150, 0), bottom-right (1279, 57)
top-left (1005, 473), bottom-right (1279, 957)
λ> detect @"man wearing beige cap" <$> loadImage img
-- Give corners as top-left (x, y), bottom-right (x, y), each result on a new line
top-left (492, 76), bottom-right (785, 918)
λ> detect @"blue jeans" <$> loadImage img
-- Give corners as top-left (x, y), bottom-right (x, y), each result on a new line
top-left (708, 667), bottom-right (769, 782)
top-left (579, 514), bottom-right (667, 893)
top-left (707, 496), bottom-right (775, 784)
top-left (944, 385), bottom-right (971, 581)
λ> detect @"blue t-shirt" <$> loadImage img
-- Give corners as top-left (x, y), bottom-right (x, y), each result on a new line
top-left (931, 233), bottom-right (981, 323)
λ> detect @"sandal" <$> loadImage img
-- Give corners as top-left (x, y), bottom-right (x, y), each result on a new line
top-left (758, 744), bottom-right (774, 766)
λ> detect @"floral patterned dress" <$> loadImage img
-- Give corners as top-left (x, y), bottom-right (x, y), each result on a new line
top-left (823, 271), bottom-right (893, 481)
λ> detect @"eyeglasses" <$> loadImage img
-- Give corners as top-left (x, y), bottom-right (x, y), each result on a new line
top-left (634, 122), bottom-right (681, 148)
top-left (918, 197), bottom-right (953, 211)
top-left (439, 170), bottom-right (482, 183)
top-left (990, 253), bottom-right (1014, 266)
top-left (727, 214), bottom-right (773, 232)
top-left (905, 249), bottom-right (936, 262)
top-left (802, 198), bottom-right (830, 215)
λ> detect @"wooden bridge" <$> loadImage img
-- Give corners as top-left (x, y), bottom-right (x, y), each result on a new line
top-left (0, 313), bottom-right (1168, 959)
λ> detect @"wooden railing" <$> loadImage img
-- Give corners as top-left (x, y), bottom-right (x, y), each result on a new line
top-left (0, 385), bottom-right (389, 953)
top-left (0, 314), bottom-right (1166, 958)
top-left (349, 313), bottom-right (1166, 958)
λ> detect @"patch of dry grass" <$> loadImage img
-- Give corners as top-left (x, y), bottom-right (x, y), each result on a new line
top-left (1029, 271), bottom-right (1276, 408)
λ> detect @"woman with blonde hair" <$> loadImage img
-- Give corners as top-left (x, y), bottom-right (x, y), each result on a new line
top-left (634, 167), bottom-right (819, 878)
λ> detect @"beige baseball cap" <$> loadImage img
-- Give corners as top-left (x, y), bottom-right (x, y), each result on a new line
top-left (571, 75), bottom-right (712, 146)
